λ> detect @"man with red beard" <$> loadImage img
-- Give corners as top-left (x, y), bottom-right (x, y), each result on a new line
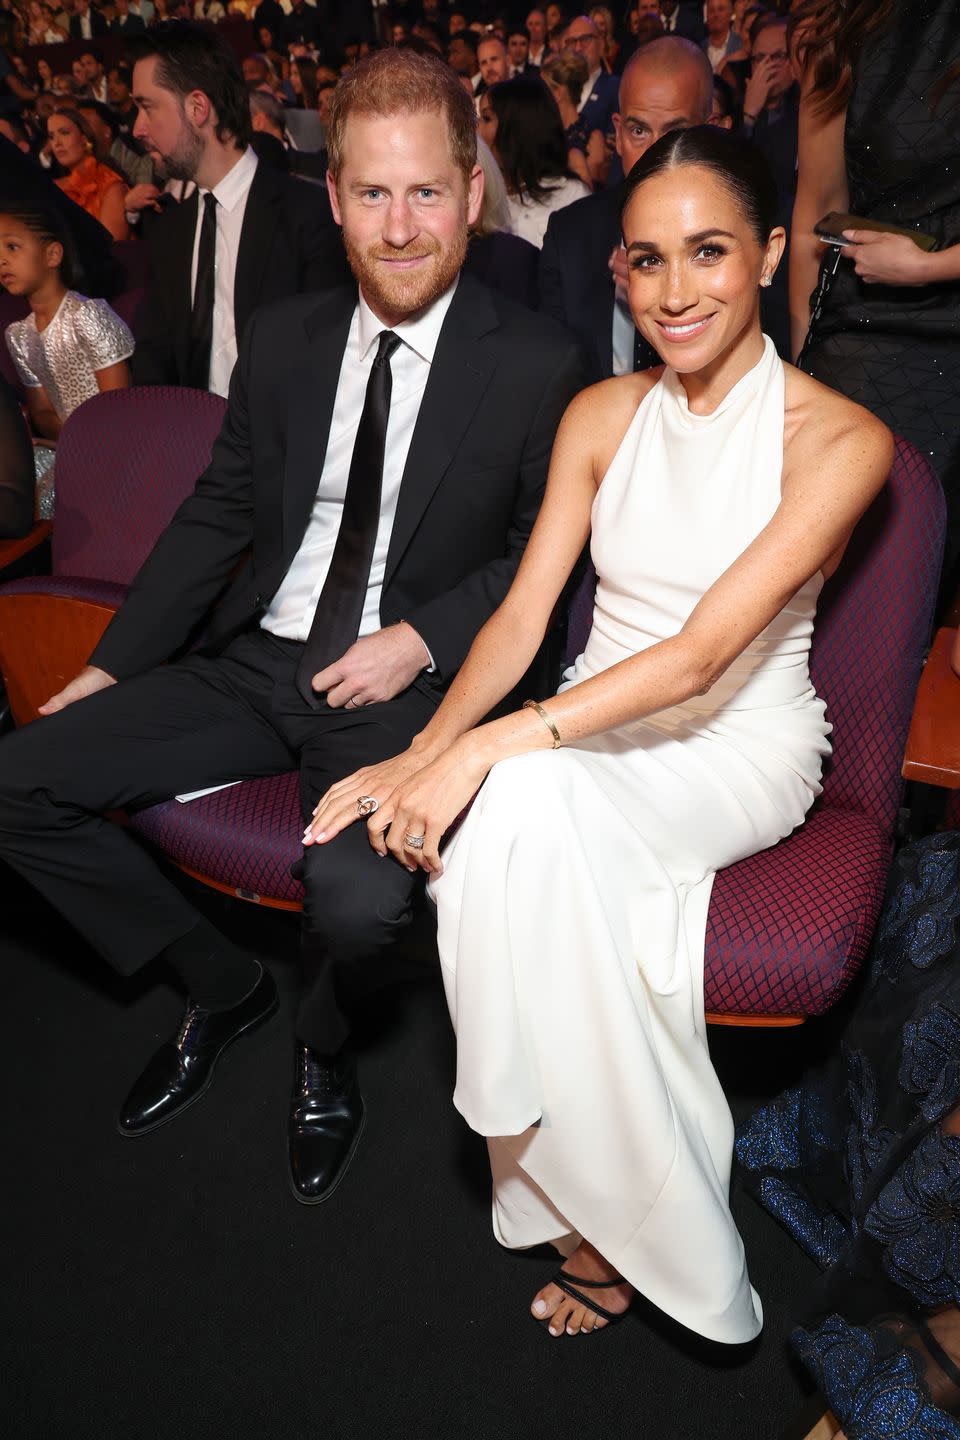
top-left (0, 48), bottom-right (583, 1204)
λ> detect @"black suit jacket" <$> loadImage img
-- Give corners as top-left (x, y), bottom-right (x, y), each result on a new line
top-left (540, 187), bottom-right (623, 382)
top-left (69, 10), bottom-right (108, 35)
top-left (540, 188), bottom-right (661, 381)
top-left (93, 276), bottom-right (585, 687)
top-left (131, 160), bottom-right (350, 387)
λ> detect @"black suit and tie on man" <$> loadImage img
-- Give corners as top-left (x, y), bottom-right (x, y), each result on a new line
top-left (126, 25), bottom-right (348, 396)
top-left (0, 48), bottom-right (584, 1205)
top-left (69, 2), bottom-right (109, 38)
top-left (539, 37), bottom-right (715, 383)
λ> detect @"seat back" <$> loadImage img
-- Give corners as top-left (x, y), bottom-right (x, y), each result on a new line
top-left (809, 437), bottom-right (943, 829)
top-left (0, 291), bottom-right (30, 399)
top-left (51, 386), bottom-right (228, 584)
top-left (565, 436), bottom-right (945, 837)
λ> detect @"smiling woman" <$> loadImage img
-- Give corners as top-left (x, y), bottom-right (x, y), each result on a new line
top-left (622, 124), bottom-right (781, 371)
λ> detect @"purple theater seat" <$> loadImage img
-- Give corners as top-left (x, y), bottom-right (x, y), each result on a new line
top-left (111, 288), bottom-right (146, 341)
top-left (131, 439), bottom-right (944, 1026)
top-left (0, 387), bottom-right (227, 725)
top-left (0, 292), bottom-right (30, 399)
top-left (51, 385), bottom-right (228, 582)
top-left (568, 435), bottom-right (946, 1018)
top-left (133, 771), bottom-right (305, 906)
top-left (112, 239), bottom-right (151, 293)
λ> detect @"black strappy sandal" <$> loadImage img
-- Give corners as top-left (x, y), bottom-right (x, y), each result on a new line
top-left (548, 1268), bottom-right (630, 1327)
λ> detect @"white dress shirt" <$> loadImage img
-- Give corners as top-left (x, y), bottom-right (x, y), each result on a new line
top-left (190, 146), bottom-right (258, 398)
top-left (262, 282), bottom-right (458, 653)
top-left (577, 65), bottom-right (602, 113)
top-left (611, 292), bottom-right (635, 377)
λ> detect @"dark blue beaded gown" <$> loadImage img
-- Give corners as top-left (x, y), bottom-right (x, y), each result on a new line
top-left (737, 833), bottom-right (960, 1436)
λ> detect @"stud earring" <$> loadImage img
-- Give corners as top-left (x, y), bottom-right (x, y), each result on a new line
top-left (760, 275), bottom-right (772, 287)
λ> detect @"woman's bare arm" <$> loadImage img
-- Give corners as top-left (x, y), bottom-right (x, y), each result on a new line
top-left (94, 359), bottom-right (131, 393)
top-left (409, 377), bottom-right (650, 757)
top-left (789, 82), bottom-right (848, 360)
top-left (470, 400), bottom-right (892, 769)
top-left (24, 383), bottom-right (61, 441)
top-left (98, 182), bottom-right (131, 243)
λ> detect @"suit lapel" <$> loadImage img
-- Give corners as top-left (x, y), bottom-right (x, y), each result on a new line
top-left (234, 164), bottom-right (279, 338)
top-left (383, 276), bottom-right (499, 589)
top-left (169, 189), bottom-right (198, 334)
top-left (282, 286), bottom-right (357, 562)
top-left (591, 186), bottom-right (623, 378)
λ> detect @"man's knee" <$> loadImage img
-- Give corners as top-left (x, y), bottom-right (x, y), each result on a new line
top-left (299, 842), bottom-right (415, 957)
top-left (0, 725), bottom-right (60, 834)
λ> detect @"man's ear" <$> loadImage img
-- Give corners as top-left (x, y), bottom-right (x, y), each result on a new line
top-left (466, 162), bottom-right (484, 229)
top-left (327, 169), bottom-right (342, 225)
top-left (185, 87), bottom-right (214, 130)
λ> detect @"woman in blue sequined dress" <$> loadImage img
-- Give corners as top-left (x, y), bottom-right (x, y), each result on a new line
top-left (738, 830), bottom-right (960, 1438)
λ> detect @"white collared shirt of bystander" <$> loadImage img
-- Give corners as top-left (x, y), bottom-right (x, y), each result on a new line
top-left (190, 145), bottom-right (258, 398)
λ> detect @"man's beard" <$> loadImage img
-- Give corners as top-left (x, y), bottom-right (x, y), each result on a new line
top-left (151, 124), bottom-right (203, 182)
top-left (342, 222), bottom-right (469, 322)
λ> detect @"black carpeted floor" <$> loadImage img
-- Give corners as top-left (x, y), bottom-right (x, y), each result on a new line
top-left (4, 872), bottom-right (836, 1440)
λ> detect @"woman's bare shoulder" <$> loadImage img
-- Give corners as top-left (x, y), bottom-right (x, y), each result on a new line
top-left (560, 368), bottom-right (665, 476)
top-left (782, 362), bottom-right (894, 476)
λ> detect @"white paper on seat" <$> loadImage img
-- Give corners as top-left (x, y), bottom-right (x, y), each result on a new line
top-left (174, 781), bottom-right (243, 804)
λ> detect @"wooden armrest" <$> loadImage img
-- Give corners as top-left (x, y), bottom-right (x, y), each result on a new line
top-left (0, 521), bottom-right (52, 575)
top-left (902, 626), bottom-right (960, 788)
top-left (0, 591), bottom-right (117, 727)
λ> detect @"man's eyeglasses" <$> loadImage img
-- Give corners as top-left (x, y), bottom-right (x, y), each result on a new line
top-left (753, 50), bottom-right (789, 64)
top-left (565, 32), bottom-right (597, 46)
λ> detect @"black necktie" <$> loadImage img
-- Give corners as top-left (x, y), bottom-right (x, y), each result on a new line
top-left (188, 191), bottom-right (217, 390)
top-left (295, 330), bottom-right (402, 706)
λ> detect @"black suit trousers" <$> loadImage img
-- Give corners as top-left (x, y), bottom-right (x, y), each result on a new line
top-left (0, 630), bottom-right (437, 1052)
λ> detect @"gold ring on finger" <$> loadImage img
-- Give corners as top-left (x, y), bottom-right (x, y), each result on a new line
top-left (404, 833), bottom-right (426, 850)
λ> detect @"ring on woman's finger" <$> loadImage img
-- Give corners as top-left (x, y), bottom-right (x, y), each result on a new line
top-left (404, 832), bottom-right (426, 850)
top-left (356, 795), bottom-right (380, 817)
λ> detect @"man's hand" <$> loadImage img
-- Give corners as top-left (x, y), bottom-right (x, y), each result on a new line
top-left (38, 665), bottom-right (116, 716)
top-left (841, 229), bottom-right (939, 287)
top-left (742, 57), bottom-right (775, 121)
top-left (609, 243), bottom-right (629, 306)
top-left (308, 623), bottom-right (431, 708)
top-left (125, 183), bottom-right (163, 215)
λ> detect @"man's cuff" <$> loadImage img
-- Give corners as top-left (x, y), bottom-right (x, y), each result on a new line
top-left (400, 619), bottom-right (435, 673)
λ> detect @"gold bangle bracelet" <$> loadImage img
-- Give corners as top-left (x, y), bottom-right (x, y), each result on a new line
top-left (523, 698), bottom-right (562, 749)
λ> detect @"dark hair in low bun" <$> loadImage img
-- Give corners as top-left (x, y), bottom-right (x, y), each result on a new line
top-left (620, 126), bottom-right (780, 246)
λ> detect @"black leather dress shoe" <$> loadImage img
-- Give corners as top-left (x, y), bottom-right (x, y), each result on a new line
top-left (117, 968), bottom-right (277, 1137)
top-left (288, 1044), bottom-right (364, 1204)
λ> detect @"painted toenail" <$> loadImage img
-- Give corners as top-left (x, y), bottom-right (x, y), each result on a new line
top-left (533, 1300), bottom-right (546, 1315)
top-left (549, 1326), bottom-right (560, 1336)
top-left (566, 1325), bottom-right (577, 1334)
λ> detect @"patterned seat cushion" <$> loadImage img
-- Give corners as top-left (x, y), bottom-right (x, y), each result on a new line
top-left (133, 774), bottom-right (889, 1018)
top-left (704, 807), bottom-right (890, 1017)
top-left (131, 771), bottom-right (305, 905)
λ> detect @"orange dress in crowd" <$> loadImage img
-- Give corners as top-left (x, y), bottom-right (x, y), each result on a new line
top-left (55, 156), bottom-right (129, 239)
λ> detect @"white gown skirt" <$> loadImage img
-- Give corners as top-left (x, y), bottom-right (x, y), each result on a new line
top-left (430, 710), bottom-right (823, 1345)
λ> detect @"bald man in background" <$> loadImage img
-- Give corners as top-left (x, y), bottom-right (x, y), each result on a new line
top-left (538, 37), bottom-right (714, 382)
